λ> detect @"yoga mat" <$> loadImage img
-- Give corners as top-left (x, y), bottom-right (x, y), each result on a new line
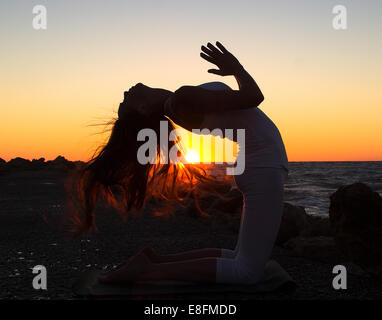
top-left (72, 260), bottom-right (295, 297)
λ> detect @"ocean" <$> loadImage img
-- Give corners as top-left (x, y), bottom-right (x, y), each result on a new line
top-left (284, 162), bottom-right (382, 216)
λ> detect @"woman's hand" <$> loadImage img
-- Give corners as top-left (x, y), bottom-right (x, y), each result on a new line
top-left (200, 41), bottom-right (243, 76)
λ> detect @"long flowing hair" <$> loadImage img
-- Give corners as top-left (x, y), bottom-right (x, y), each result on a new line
top-left (67, 108), bottom-right (230, 235)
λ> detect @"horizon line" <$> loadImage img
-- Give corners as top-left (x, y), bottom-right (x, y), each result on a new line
top-left (1, 156), bottom-right (381, 163)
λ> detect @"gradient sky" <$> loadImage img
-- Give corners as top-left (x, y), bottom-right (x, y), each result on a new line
top-left (1, 0), bottom-right (381, 162)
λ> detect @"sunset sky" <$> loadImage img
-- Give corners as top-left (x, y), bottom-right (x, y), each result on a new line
top-left (1, 0), bottom-right (381, 162)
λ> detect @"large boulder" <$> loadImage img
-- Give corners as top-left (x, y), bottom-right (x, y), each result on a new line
top-left (329, 183), bottom-right (382, 275)
top-left (302, 215), bottom-right (332, 237)
top-left (284, 236), bottom-right (346, 264)
top-left (276, 203), bottom-right (308, 245)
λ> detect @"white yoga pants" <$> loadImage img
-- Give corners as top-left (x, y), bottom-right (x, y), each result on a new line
top-left (216, 167), bottom-right (287, 284)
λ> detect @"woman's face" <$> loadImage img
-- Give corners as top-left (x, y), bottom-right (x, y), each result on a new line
top-left (119, 83), bottom-right (150, 117)
top-left (118, 83), bottom-right (170, 119)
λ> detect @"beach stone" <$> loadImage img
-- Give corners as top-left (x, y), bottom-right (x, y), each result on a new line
top-left (284, 236), bottom-right (345, 264)
top-left (329, 182), bottom-right (382, 276)
top-left (276, 203), bottom-right (308, 245)
top-left (302, 215), bottom-right (332, 237)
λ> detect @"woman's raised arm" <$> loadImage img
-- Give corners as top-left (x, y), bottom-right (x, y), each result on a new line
top-left (201, 41), bottom-right (263, 100)
top-left (167, 42), bottom-right (264, 117)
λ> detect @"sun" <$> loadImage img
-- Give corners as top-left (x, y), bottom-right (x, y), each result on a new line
top-left (185, 149), bottom-right (200, 163)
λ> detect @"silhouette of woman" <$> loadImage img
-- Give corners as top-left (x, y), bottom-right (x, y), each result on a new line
top-left (77, 42), bottom-right (288, 284)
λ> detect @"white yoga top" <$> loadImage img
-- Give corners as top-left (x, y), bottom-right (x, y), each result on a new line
top-left (197, 82), bottom-right (289, 172)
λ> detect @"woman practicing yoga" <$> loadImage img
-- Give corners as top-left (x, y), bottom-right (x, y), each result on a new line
top-left (76, 42), bottom-right (288, 284)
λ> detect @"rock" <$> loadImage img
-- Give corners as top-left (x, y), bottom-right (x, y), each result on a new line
top-left (31, 158), bottom-right (46, 169)
top-left (284, 236), bottom-right (346, 264)
top-left (276, 203), bottom-right (308, 245)
top-left (329, 182), bottom-right (382, 276)
top-left (0, 158), bottom-right (6, 171)
top-left (47, 156), bottom-right (75, 171)
top-left (7, 157), bottom-right (31, 169)
top-left (302, 215), bottom-right (332, 237)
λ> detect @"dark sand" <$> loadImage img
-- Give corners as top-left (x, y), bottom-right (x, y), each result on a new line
top-left (1, 169), bottom-right (381, 300)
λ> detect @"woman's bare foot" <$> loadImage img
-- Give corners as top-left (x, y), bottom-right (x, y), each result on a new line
top-left (140, 246), bottom-right (158, 262)
top-left (99, 250), bottom-right (153, 284)
top-left (107, 247), bottom-right (157, 272)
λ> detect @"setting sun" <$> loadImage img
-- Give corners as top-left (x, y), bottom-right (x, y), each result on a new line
top-left (185, 149), bottom-right (200, 163)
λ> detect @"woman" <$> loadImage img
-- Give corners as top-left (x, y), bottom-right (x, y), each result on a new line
top-left (76, 42), bottom-right (288, 285)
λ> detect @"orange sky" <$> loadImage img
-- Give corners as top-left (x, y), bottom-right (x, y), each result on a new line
top-left (1, 1), bottom-right (381, 162)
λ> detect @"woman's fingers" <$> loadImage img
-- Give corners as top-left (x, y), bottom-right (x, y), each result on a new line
top-left (207, 42), bottom-right (222, 56)
top-left (208, 69), bottom-right (224, 76)
top-left (216, 41), bottom-right (229, 54)
top-left (200, 52), bottom-right (216, 64)
top-left (201, 42), bottom-right (232, 75)
top-left (201, 45), bottom-right (215, 57)
top-left (201, 42), bottom-right (239, 76)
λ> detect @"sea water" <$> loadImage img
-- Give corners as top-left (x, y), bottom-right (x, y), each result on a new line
top-left (284, 162), bottom-right (382, 216)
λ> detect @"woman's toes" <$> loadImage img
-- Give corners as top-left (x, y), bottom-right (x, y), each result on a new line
top-left (141, 247), bottom-right (156, 260)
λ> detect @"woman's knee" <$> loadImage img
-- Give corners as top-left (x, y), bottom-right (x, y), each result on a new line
top-left (216, 258), bottom-right (264, 285)
top-left (220, 248), bottom-right (236, 259)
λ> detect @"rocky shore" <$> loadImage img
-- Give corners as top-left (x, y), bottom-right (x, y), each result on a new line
top-left (0, 157), bottom-right (381, 299)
